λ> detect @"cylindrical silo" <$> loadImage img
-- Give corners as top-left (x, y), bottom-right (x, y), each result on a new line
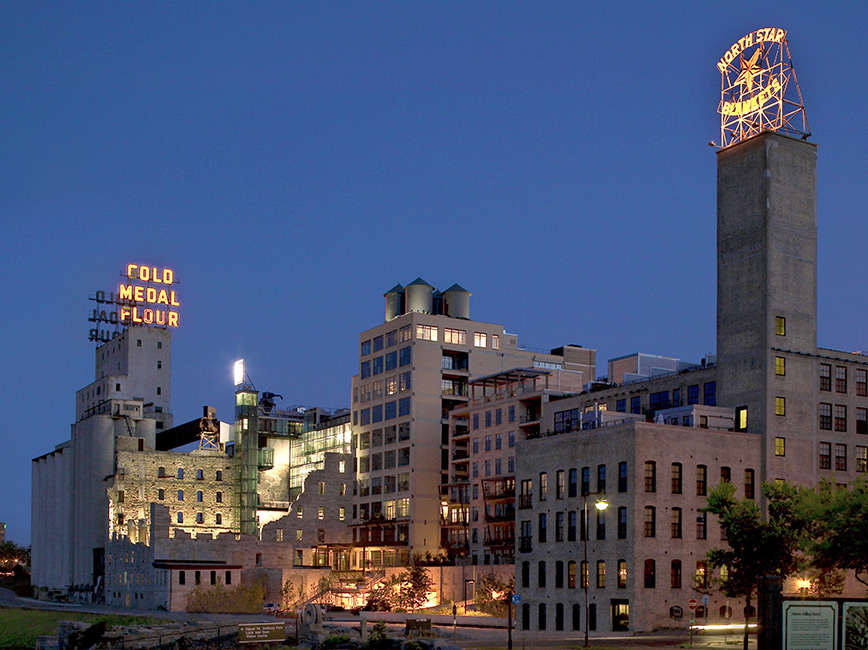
top-left (443, 283), bottom-right (471, 319)
top-left (405, 278), bottom-right (434, 314)
top-left (384, 284), bottom-right (404, 321)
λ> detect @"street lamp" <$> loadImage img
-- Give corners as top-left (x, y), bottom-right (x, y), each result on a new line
top-left (464, 578), bottom-right (475, 614)
top-left (583, 492), bottom-right (609, 647)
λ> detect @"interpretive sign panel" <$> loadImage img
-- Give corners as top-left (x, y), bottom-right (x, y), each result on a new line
top-left (783, 601), bottom-right (837, 650)
top-left (843, 602), bottom-right (868, 650)
top-left (239, 622), bottom-right (285, 644)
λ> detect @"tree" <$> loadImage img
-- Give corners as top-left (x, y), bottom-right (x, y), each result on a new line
top-left (704, 480), bottom-right (806, 650)
top-left (393, 560), bottom-right (433, 612)
top-left (473, 572), bottom-right (515, 616)
top-left (802, 478), bottom-right (868, 589)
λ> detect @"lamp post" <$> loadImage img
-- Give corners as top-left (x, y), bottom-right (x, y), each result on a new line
top-left (464, 578), bottom-right (475, 614)
top-left (583, 492), bottom-right (609, 647)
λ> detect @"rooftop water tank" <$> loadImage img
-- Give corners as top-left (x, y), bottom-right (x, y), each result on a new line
top-left (443, 283), bottom-right (471, 319)
top-left (405, 278), bottom-right (434, 314)
top-left (384, 284), bottom-right (404, 321)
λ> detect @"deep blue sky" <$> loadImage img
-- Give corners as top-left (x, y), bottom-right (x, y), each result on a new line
top-left (3, 3), bottom-right (868, 545)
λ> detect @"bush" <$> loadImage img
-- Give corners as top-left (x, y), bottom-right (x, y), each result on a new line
top-left (321, 633), bottom-right (353, 649)
top-left (363, 621), bottom-right (394, 650)
top-left (186, 580), bottom-right (266, 613)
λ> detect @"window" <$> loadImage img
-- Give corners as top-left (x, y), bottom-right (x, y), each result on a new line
top-left (416, 324), bottom-right (438, 341)
top-left (835, 405), bottom-right (847, 432)
top-left (361, 340), bottom-right (371, 356)
top-left (568, 511), bottom-right (577, 542)
top-left (644, 506), bottom-right (656, 537)
top-left (117, 490), bottom-right (125, 503)
top-left (474, 332), bottom-right (487, 348)
top-left (597, 464), bottom-right (606, 493)
top-left (581, 467), bottom-right (590, 497)
top-left (556, 470), bottom-right (565, 499)
top-left (568, 561), bottom-right (577, 588)
top-left (398, 346), bottom-right (411, 367)
top-left (820, 364), bottom-right (831, 391)
top-left (177, 512), bottom-right (183, 523)
top-left (485, 434), bottom-right (491, 450)
top-left (671, 560), bottom-right (682, 588)
top-left (596, 560), bottom-right (606, 588)
top-left (775, 357), bottom-right (786, 376)
top-left (509, 406), bottom-right (515, 423)
top-left (385, 351), bottom-right (397, 371)
top-left (745, 469), bottom-right (755, 499)
top-left (216, 513), bottom-right (222, 525)
top-left (196, 512), bottom-right (204, 523)
top-left (539, 473), bottom-right (548, 500)
top-left (696, 511), bottom-right (707, 539)
top-left (775, 316), bottom-right (786, 336)
top-left (472, 414), bottom-right (479, 430)
top-left (721, 466), bottom-right (732, 482)
top-left (538, 561), bottom-right (546, 588)
top-left (644, 559), bottom-right (656, 588)
top-left (179, 570), bottom-right (185, 585)
top-left (671, 508), bottom-right (682, 538)
top-left (555, 560), bottom-right (564, 588)
top-left (158, 489), bottom-right (164, 500)
top-left (835, 444), bottom-right (847, 471)
top-left (556, 512), bottom-right (564, 542)
top-left (538, 513), bottom-right (547, 543)
top-left (735, 407), bottom-right (748, 431)
top-left (858, 408), bottom-right (868, 435)
top-left (509, 430), bottom-right (515, 447)
top-left (521, 562), bottom-right (530, 588)
top-left (372, 357), bottom-right (384, 376)
top-left (196, 491), bottom-right (203, 502)
top-left (858, 369), bottom-right (867, 396)
top-left (775, 437), bottom-right (786, 456)
top-left (177, 490), bottom-right (183, 501)
top-left (596, 510), bottom-right (605, 540)
top-left (538, 603), bottom-right (547, 630)
top-left (177, 468), bottom-right (184, 479)
top-left (297, 506), bottom-right (304, 519)
top-left (836, 366), bottom-right (848, 393)
top-left (399, 371), bottom-right (411, 392)
top-left (695, 561), bottom-right (708, 589)
top-left (857, 446), bottom-right (867, 473)
top-left (650, 390), bottom-right (669, 410)
top-left (617, 560), bottom-right (627, 588)
top-left (630, 396), bottom-right (641, 414)
top-left (819, 442), bottom-right (831, 470)
top-left (687, 385), bottom-right (699, 405)
top-left (696, 465), bottom-right (707, 496)
top-left (216, 470), bottom-right (222, 481)
top-left (618, 507), bottom-right (627, 539)
top-left (616, 399), bottom-right (626, 412)
top-left (508, 456), bottom-right (514, 472)
top-left (820, 403), bottom-right (832, 430)
top-left (568, 468), bottom-right (578, 497)
top-left (492, 334), bottom-right (499, 350)
top-left (704, 382), bottom-right (717, 406)
top-left (580, 561), bottom-right (589, 589)
top-left (495, 433), bottom-right (502, 450)
top-left (775, 396), bottom-right (786, 416)
top-left (644, 461), bottom-right (656, 493)
top-left (671, 463), bottom-right (682, 494)
top-left (618, 462), bottom-right (628, 492)
top-left (444, 328), bottom-right (466, 344)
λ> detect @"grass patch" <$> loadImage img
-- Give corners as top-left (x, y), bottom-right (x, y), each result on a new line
top-left (0, 607), bottom-right (170, 648)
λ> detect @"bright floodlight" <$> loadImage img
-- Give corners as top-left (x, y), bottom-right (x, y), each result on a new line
top-left (234, 359), bottom-right (245, 386)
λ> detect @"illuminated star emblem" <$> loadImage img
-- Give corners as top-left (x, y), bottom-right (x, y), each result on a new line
top-left (735, 48), bottom-right (764, 93)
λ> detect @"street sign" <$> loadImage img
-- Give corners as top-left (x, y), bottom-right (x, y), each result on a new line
top-left (512, 594), bottom-right (521, 604)
top-left (702, 595), bottom-right (710, 606)
top-left (688, 599), bottom-right (698, 610)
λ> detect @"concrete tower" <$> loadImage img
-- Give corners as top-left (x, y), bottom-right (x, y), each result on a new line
top-left (716, 132), bottom-right (818, 478)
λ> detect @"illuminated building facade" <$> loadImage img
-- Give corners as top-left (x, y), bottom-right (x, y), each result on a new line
top-left (350, 279), bottom-right (595, 567)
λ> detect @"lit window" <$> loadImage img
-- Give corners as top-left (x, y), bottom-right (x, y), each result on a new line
top-left (492, 334), bottom-right (499, 350)
top-left (736, 407), bottom-right (748, 431)
top-left (775, 437), bottom-right (785, 456)
top-left (644, 506), bottom-right (655, 537)
top-left (297, 505), bottom-right (304, 519)
top-left (339, 507), bottom-right (345, 521)
top-left (416, 324), bottom-right (438, 341)
top-left (775, 397), bottom-right (786, 416)
top-left (276, 529), bottom-right (283, 542)
top-left (775, 316), bottom-right (786, 336)
top-left (318, 507), bottom-right (324, 520)
top-left (444, 328), bottom-right (466, 345)
top-left (856, 446), bottom-right (867, 473)
top-left (474, 332), bottom-right (487, 348)
top-left (296, 529), bottom-right (303, 541)
top-left (775, 357), bottom-right (786, 376)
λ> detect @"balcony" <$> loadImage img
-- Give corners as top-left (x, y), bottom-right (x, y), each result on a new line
top-left (452, 449), bottom-right (469, 461)
top-left (518, 536), bottom-right (533, 553)
top-left (484, 534), bottom-right (516, 547)
top-left (485, 508), bottom-right (516, 523)
top-left (518, 493), bottom-right (533, 509)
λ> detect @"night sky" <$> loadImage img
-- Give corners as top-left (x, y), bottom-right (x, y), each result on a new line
top-left (3, 2), bottom-right (868, 545)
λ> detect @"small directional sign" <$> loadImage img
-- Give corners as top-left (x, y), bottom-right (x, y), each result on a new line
top-left (512, 594), bottom-right (521, 604)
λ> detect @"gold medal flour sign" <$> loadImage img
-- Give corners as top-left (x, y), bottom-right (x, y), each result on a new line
top-left (88, 264), bottom-right (180, 343)
top-left (716, 28), bottom-right (809, 148)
